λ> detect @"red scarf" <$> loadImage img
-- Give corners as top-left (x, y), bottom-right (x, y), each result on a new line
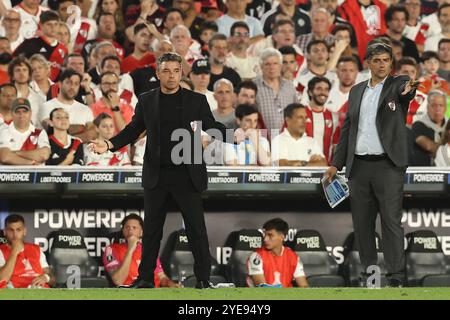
top-left (406, 93), bottom-right (426, 125)
top-left (20, 128), bottom-right (41, 151)
top-left (46, 38), bottom-right (68, 81)
top-left (414, 23), bottom-right (429, 45)
top-left (73, 22), bottom-right (91, 54)
top-left (305, 107), bottom-right (334, 164)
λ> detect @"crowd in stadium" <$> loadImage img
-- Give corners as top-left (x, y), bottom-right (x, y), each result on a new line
top-left (0, 0), bottom-right (448, 168)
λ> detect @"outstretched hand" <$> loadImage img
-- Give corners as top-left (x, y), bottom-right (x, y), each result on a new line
top-left (88, 139), bottom-right (109, 154)
top-left (401, 78), bottom-right (421, 95)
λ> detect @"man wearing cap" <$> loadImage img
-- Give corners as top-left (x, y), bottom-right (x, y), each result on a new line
top-left (0, 97), bottom-right (50, 165)
top-left (189, 59), bottom-right (217, 111)
top-left (324, 40), bottom-right (420, 287)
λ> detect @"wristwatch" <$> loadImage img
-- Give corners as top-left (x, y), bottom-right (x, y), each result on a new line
top-left (111, 105), bottom-right (120, 112)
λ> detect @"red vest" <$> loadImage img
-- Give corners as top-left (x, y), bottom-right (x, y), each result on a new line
top-left (0, 243), bottom-right (48, 288)
top-left (104, 243), bottom-right (161, 287)
top-left (252, 247), bottom-right (299, 288)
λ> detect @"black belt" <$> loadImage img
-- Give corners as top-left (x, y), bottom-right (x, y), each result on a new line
top-left (354, 153), bottom-right (387, 161)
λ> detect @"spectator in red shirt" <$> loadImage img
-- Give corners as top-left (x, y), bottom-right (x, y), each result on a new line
top-left (338, 0), bottom-right (387, 63)
top-left (122, 23), bottom-right (156, 73)
top-left (90, 71), bottom-right (134, 133)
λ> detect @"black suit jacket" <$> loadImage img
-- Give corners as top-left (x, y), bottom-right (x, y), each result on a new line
top-left (110, 87), bottom-right (228, 192)
top-left (332, 75), bottom-right (416, 178)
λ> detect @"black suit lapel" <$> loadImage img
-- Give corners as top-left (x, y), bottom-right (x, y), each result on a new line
top-left (354, 80), bottom-right (368, 125)
top-left (180, 88), bottom-right (189, 130)
top-left (152, 89), bottom-right (160, 143)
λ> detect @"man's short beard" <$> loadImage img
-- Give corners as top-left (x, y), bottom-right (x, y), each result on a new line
top-left (312, 95), bottom-right (327, 106)
top-left (61, 90), bottom-right (74, 100)
top-left (212, 57), bottom-right (225, 65)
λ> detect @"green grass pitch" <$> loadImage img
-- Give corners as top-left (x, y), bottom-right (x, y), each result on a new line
top-left (1, 288), bottom-right (450, 300)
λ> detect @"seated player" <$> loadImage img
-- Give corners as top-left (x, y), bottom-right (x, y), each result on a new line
top-left (0, 214), bottom-right (55, 288)
top-left (247, 218), bottom-right (309, 288)
top-left (103, 214), bottom-right (180, 288)
top-left (83, 113), bottom-right (131, 166)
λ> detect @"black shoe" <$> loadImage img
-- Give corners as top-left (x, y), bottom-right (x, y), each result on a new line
top-left (124, 279), bottom-right (155, 289)
top-left (195, 280), bottom-right (214, 289)
top-left (387, 278), bottom-right (404, 288)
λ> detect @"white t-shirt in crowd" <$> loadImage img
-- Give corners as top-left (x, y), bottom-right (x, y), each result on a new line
top-left (40, 98), bottom-right (94, 126)
top-left (225, 53), bottom-right (260, 80)
top-left (422, 13), bottom-right (441, 38)
top-left (224, 136), bottom-right (270, 165)
top-left (13, 4), bottom-right (49, 39)
top-left (424, 33), bottom-right (446, 52)
top-left (133, 136), bottom-right (146, 165)
top-left (435, 144), bottom-right (450, 167)
top-left (324, 86), bottom-right (349, 113)
top-left (0, 124), bottom-right (49, 151)
top-left (216, 14), bottom-right (264, 37)
top-left (271, 130), bottom-right (324, 163)
top-left (83, 144), bottom-right (131, 166)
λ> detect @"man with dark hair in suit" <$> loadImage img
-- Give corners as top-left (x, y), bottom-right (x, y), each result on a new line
top-left (324, 40), bottom-right (419, 287)
top-left (89, 52), bottom-right (240, 289)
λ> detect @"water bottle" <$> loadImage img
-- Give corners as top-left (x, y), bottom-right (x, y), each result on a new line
top-left (178, 270), bottom-right (187, 288)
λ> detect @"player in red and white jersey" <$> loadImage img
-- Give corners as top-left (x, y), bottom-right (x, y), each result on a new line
top-left (13, 0), bottom-right (49, 40)
top-left (0, 97), bottom-right (50, 165)
top-left (304, 76), bottom-right (340, 164)
top-left (13, 11), bottom-right (68, 82)
top-left (0, 214), bottom-right (55, 289)
top-left (247, 218), bottom-right (308, 288)
top-left (103, 214), bottom-right (180, 288)
top-left (83, 112), bottom-right (131, 166)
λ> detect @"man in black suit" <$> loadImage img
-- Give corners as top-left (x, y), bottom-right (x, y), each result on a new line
top-left (89, 52), bottom-right (240, 289)
top-left (324, 40), bottom-right (419, 287)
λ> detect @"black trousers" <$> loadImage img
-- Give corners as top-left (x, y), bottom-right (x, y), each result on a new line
top-left (348, 156), bottom-right (406, 280)
top-left (137, 166), bottom-right (211, 283)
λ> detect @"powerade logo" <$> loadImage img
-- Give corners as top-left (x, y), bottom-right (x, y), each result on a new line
top-left (239, 235), bottom-right (262, 248)
top-left (58, 235), bottom-right (82, 247)
top-left (412, 174), bottom-right (444, 183)
top-left (297, 236), bottom-right (320, 249)
top-left (413, 237), bottom-right (438, 250)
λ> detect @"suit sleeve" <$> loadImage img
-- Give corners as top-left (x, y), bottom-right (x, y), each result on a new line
top-left (199, 94), bottom-right (229, 142)
top-left (331, 89), bottom-right (353, 170)
top-left (110, 95), bottom-right (146, 152)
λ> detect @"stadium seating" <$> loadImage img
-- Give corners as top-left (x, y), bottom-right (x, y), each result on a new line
top-left (293, 230), bottom-right (345, 287)
top-left (406, 230), bottom-right (450, 287)
top-left (225, 229), bottom-right (263, 287)
top-left (47, 229), bottom-right (109, 288)
top-left (341, 232), bottom-right (388, 287)
top-left (160, 229), bottom-right (226, 287)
